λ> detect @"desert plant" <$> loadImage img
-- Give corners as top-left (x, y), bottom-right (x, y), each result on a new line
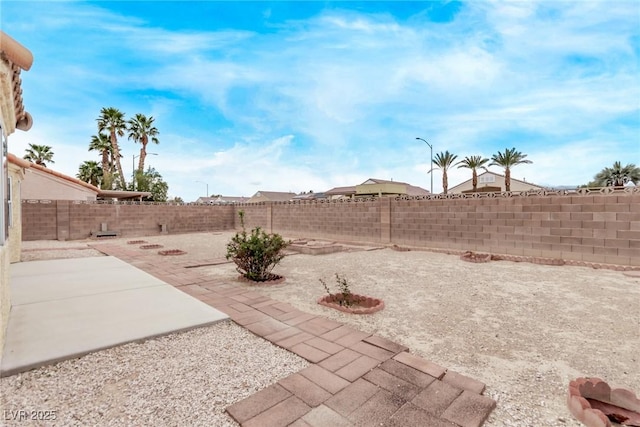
top-left (226, 211), bottom-right (289, 281)
top-left (320, 273), bottom-right (362, 307)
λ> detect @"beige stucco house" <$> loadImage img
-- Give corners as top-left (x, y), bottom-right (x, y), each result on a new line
top-left (247, 191), bottom-right (296, 203)
top-left (1, 31), bottom-right (34, 361)
top-left (19, 161), bottom-right (152, 201)
top-left (21, 161), bottom-right (100, 201)
top-left (448, 171), bottom-right (545, 194)
top-left (325, 178), bottom-right (430, 199)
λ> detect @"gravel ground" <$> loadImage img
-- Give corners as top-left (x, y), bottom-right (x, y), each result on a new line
top-left (9, 232), bottom-right (640, 427)
top-left (1, 321), bottom-right (308, 426)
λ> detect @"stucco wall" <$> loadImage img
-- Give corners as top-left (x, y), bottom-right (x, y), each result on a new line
top-left (450, 173), bottom-right (541, 194)
top-left (21, 168), bottom-right (97, 201)
top-left (0, 245), bottom-right (8, 362)
top-left (8, 163), bottom-right (22, 262)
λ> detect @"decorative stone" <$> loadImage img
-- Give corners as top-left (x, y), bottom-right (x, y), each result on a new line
top-left (317, 293), bottom-right (384, 314)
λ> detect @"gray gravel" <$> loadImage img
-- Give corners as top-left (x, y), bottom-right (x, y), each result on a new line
top-left (1, 321), bottom-right (308, 426)
top-left (10, 233), bottom-right (639, 427)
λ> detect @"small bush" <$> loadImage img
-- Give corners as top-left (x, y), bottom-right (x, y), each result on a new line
top-left (320, 273), bottom-right (362, 307)
top-left (226, 210), bottom-right (289, 282)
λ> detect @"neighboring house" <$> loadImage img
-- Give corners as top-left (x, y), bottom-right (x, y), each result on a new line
top-left (291, 192), bottom-right (327, 201)
top-left (196, 195), bottom-right (248, 204)
top-left (21, 161), bottom-right (100, 201)
top-left (20, 161), bottom-right (151, 201)
top-left (325, 178), bottom-right (430, 199)
top-left (247, 191), bottom-right (297, 203)
top-left (1, 31), bottom-right (34, 364)
top-left (448, 171), bottom-right (545, 194)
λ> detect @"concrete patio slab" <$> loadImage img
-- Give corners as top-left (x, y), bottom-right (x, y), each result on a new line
top-left (10, 257), bottom-right (166, 305)
top-left (1, 256), bottom-right (228, 377)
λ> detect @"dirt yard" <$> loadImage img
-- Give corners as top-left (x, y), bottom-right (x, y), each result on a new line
top-left (19, 233), bottom-right (640, 426)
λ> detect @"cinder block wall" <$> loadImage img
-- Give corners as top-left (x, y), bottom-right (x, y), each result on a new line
top-left (22, 201), bottom-right (235, 240)
top-left (238, 192), bottom-right (639, 266)
top-left (22, 201), bottom-right (57, 240)
top-left (268, 199), bottom-right (381, 242)
top-left (21, 191), bottom-right (639, 266)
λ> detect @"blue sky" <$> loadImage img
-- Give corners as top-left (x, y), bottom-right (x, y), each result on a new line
top-left (3, 1), bottom-right (639, 201)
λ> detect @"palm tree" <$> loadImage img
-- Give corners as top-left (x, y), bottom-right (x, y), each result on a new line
top-left (77, 161), bottom-right (102, 187)
top-left (97, 107), bottom-right (127, 189)
top-left (23, 144), bottom-right (55, 167)
top-left (127, 113), bottom-right (159, 173)
top-left (432, 151), bottom-right (458, 194)
top-left (457, 155), bottom-right (489, 192)
top-left (592, 161), bottom-right (640, 187)
top-left (489, 148), bottom-right (532, 192)
top-left (89, 133), bottom-right (112, 189)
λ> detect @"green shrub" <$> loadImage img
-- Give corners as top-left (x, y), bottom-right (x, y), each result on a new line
top-left (226, 210), bottom-right (289, 281)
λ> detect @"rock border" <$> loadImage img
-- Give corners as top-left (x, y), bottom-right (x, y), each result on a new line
top-left (140, 244), bottom-right (163, 250)
top-left (158, 249), bottom-right (187, 256)
top-left (460, 251), bottom-right (491, 263)
top-left (568, 377), bottom-right (640, 427)
top-left (237, 274), bottom-right (286, 286)
top-left (317, 293), bottom-right (385, 314)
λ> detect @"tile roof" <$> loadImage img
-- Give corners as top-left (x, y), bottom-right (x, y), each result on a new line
top-left (0, 31), bottom-right (34, 131)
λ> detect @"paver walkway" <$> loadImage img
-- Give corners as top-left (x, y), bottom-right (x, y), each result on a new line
top-left (92, 243), bottom-right (496, 427)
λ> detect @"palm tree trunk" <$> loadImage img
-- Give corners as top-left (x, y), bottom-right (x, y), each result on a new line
top-left (472, 170), bottom-right (478, 192)
top-left (138, 139), bottom-right (147, 172)
top-left (443, 172), bottom-right (448, 194)
top-left (110, 131), bottom-right (127, 189)
top-left (101, 150), bottom-right (109, 189)
top-left (505, 168), bottom-right (511, 192)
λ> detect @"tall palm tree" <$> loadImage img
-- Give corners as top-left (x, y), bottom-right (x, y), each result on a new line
top-left (432, 151), bottom-right (458, 194)
top-left (97, 107), bottom-right (127, 189)
top-left (89, 133), bottom-right (112, 189)
top-left (76, 161), bottom-right (102, 187)
top-left (489, 148), bottom-right (532, 192)
top-left (457, 155), bottom-right (489, 192)
top-left (127, 113), bottom-right (159, 173)
top-left (23, 144), bottom-right (55, 167)
top-left (592, 161), bottom-right (640, 187)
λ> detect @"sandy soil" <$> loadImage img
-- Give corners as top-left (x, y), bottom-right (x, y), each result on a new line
top-left (17, 232), bottom-right (640, 426)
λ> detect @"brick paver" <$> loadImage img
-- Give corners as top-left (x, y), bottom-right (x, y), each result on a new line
top-left (91, 243), bottom-right (497, 427)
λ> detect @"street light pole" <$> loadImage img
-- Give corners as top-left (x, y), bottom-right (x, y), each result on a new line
top-left (416, 137), bottom-right (433, 194)
top-left (132, 154), bottom-right (138, 191)
top-left (196, 181), bottom-right (209, 198)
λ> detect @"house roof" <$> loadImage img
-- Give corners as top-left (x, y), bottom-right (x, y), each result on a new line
top-left (448, 170), bottom-right (545, 193)
top-left (0, 31), bottom-right (34, 131)
top-left (251, 191), bottom-right (297, 202)
top-left (20, 157), bottom-right (153, 200)
top-left (98, 190), bottom-right (152, 200)
top-left (325, 186), bottom-right (356, 196)
top-left (7, 152), bottom-right (32, 169)
top-left (325, 178), bottom-right (430, 197)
